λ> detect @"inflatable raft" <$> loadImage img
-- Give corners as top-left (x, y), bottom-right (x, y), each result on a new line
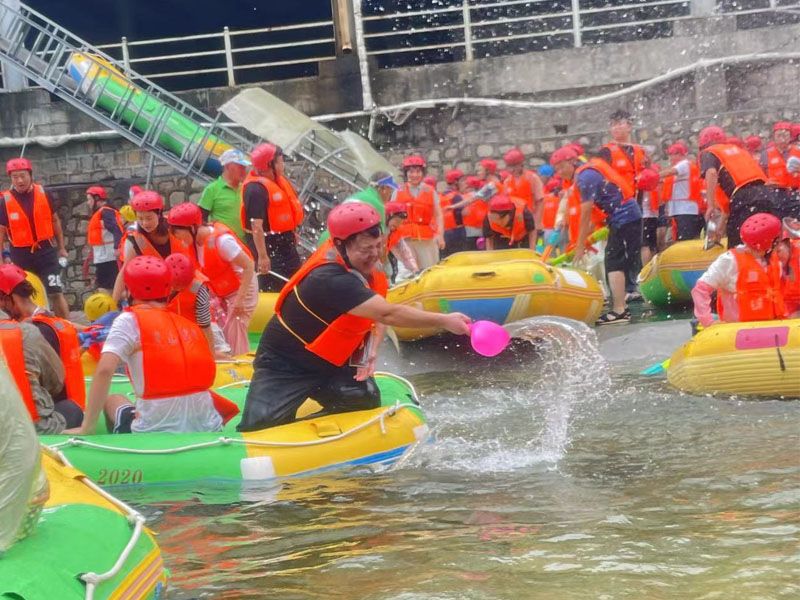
top-left (42, 373), bottom-right (427, 490)
top-left (0, 448), bottom-right (167, 599)
top-left (638, 240), bottom-right (725, 307)
top-left (667, 319), bottom-right (800, 397)
top-left (387, 250), bottom-right (604, 340)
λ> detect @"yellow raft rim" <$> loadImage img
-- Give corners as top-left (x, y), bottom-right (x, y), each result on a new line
top-left (667, 319), bottom-right (800, 398)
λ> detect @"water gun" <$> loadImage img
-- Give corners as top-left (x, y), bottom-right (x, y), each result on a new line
top-left (548, 227), bottom-right (609, 266)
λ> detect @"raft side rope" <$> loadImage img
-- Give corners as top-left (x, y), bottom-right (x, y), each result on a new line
top-left (46, 402), bottom-right (420, 456)
top-left (48, 449), bottom-right (148, 600)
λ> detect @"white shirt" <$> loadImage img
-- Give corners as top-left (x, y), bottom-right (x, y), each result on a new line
top-left (665, 160), bottom-right (699, 217)
top-left (92, 224), bottom-right (117, 264)
top-left (198, 232), bottom-right (243, 274)
top-left (102, 311), bottom-right (222, 433)
top-left (697, 246), bottom-right (770, 322)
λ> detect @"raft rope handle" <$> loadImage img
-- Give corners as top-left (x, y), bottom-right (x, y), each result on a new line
top-left (50, 449), bottom-right (148, 600)
top-left (775, 334), bottom-right (787, 372)
top-left (46, 402), bottom-right (421, 455)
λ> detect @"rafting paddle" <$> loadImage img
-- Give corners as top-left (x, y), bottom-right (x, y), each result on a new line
top-left (470, 320), bottom-right (511, 357)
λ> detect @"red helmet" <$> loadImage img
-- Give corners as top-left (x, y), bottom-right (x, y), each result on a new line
top-left (167, 202), bottom-right (202, 228)
top-left (130, 190), bottom-right (164, 212)
top-left (499, 169), bottom-right (510, 180)
top-left (637, 168), bottom-right (660, 191)
top-left (479, 158), bottom-right (497, 174)
top-left (328, 202), bottom-right (381, 240)
top-left (6, 157), bottom-right (32, 174)
top-left (773, 121), bottom-right (793, 133)
top-left (423, 175), bottom-right (437, 187)
top-left (402, 154), bottom-right (426, 170)
top-left (698, 126), bottom-right (726, 148)
top-left (792, 124), bottom-right (800, 142)
top-left (504, 148), bottom-right (525, 166)
top-left (385, 201), bottom-right (408, 218)
top-left (129, 185), bottom-right (143, 200)
top-left (488, 194), bottom-right (514, 212)
top-left (544, 177), bottom-right (562, 194)
top-left (123, 256), bottom-right (172, 300)
top-left (0, 264), bottom-right (26, 295)
top-left (744, 136), bottom-right (762, 152)
top-left (569, 142), bottom-right (586, 156)
top-left (86, 185), bottom-right (107, 200)
top-left (549, 146), bottom-right (579, 166)
top-left (251, 143), bottom-right (278, 171)
top-left (165, 253), bottom-right (195, 290)
top-left (740, 212), bottom-right (782, 251)
top-left (726, 136), bottom-right (745, 148)
top-left (667, 142), bottom-right (688, 156)
top-left (445, 168), bottom-right (464, 185)
top-left (465, 176), bottom-right (484, 190)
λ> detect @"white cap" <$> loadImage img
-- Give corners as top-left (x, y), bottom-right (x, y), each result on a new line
top-left (220, 149), bottom-right (251, 167)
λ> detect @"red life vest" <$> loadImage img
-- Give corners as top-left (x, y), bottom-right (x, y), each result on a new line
top-left (504, 171), bottom-right (536, 211)
top-left (122, 227), bottom-right (192, 262)
top-left (396, 183), bottom-right (436, 240)
top-left (702, 144), bottom-right (766, 214)
top-left (2, 185), bottom-right (54, 249)
top-left (29, 314), bottom-right (85, 409)
top-left (167, 277), bottom-right (207, 325)
top-left (198, 223), bottom-right (253, 298)
top-left (660, 161), bottom-right (704, 207)
top-left (128, 305), bottom-right (215, 399)
top-left (240, 172), bottom-right (304, 234)
top-left (0, 320), bottom-right (38, 421)
top-left (489, 197), bottom-right (530, 245)
top-left (603, 143), bottom-right (648, 189)
top-left (439, 191), bottom-right (460, 231)
top-left (765, 147), bottom-right (799, 189)
top-left (717, 248), bottom-right (784, 322)
top-left (87, 205), bottom-right (124, 247)
top-left (541, 193), bottom-right (560, 230)
top-left (274, 242), bottom-right (389, 367)
top-left (780, 239), bottom-right (800, 308)
top-left (461, 193), bottom-right (488, 229)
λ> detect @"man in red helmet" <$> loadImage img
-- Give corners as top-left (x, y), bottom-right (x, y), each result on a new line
top-left (238, 203), bottom-right (471, 431)
top-left (503, 148), bottom-right (544, 245)
top-left (658, 142), bottom-right (705, 243)
top-left (439, 168), bottom-right (468, 256)
top-left (698, 125), bottom-right (774, 248)
top-left (66, 255), bottom-right (223, 435)
top-left (86, 185), bottom-right (123, 294)
top-left (476, 158), bottom-right (504, 193)
top-left (0, 158), bottom-right (69, 318)
top-left (692, 213), bottom-right (785, 326)
top-left (759, 122), bottom-right (800, 221)
top-left (395, 154), bottom-right (444, 270)
top-left (241, 143), bottom-right (304, 292)
top-left (482, 194), bottom-right (536, 251)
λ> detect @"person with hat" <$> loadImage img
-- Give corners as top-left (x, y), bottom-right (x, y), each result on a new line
top-left (476, 158), bottom-right (504, 194)
top-left (551, 145), bottom-right (642, 325)
top-left (384, 201), bottom-right (419, 282)
top-left (0, 158), bottom-right (69, 318)
top-left (537, 164), bottom-right (555, 187)
top-left (759, 122), bottom-right (800, 220)
top-left (86, 185), bottom-right (124, 294)
top-left (65, 255), bottom-right (223, 435)
top-left (439, 168), bottom-right (468, 256)
top-left (692, 213), bottom-right (785, 327)
top-left (503, 148), bottom-right (544, 245)
top-left (241, 143), bottom-right (304, 292)
top-left (698, 125), bottom-right (774, 248)
top-left (482, 194), bottom-right (536, 251)
top-left (745, 135), bottom-right (763, 162)
top-left (238, 203), bottom-right (471, 431)
top-left (395, 154), bottom-right (444, 270)
top-left (198, 148), bottom-right (251, 241)
top-left (658, 142), bottom-right (705, 243)
top-left (776, 217), bottom-right (800, 317)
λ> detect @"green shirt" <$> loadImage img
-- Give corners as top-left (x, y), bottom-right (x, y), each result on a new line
top-left (317, 186), bottom-right (386, 247)
top-left (198, 176), bottom-right (245, 240)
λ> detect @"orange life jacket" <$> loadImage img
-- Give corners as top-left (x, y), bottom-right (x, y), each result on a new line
top-left (541, 193), bottom-right (560, 230)
top-left (386, 229), bottom-right (402, 252)
top-left (603, 143), bottom-right (648, 189)
top-left (717, 248), bottom-right (784, 322)
top-left (0, 320), bottom-right (38, 421)
top-left (122, 227), bottom-right (192, 262)
top-left (461, 194), bottom-right (488, 229)
top-left (660, 161), bottom-right (704, 207)
top-left (439, 191), bottom-right (460, 231)
top-left (489, 197), bottom-right (530, 244)
top-left (87, 205), bottom-right (124, 247)
top-left (198, 223), bottom-right (253, 298)
top-left (765, 146), bottom-right (799, 189)
top-left (128, 305), bottom-right (215, 399)
top-left (274, 242), bottom-right (389, 367)
top-left (396, 183), bottom-right (437, 240)
top-left (240, 172), bottom-right (304, 234)
top-left (703, 144), bottom-right (766, 214)
top-left (29, 314), bottom-right (85, 409)
top-left (780, 239), bottom-right (800, 306)
top-left (564, 160), bottom-right (631, 243)
top-left (504, 171), bottom-right (536, 211)
top-left (167, 277), bottom-right (207, 325)
top-left (2, 185), bottom-right (54, 249)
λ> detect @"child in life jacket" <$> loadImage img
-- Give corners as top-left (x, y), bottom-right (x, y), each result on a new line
top-left (692, 213), bottom-right (786, 327)
top-left (384, 201), bottom-right (419, 282)
top-left (65, 255), bottom-right (222, 435)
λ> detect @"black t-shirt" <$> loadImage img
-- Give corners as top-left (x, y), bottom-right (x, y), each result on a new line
top-left (257, 263), bottom-right (376, 374)
top-left (482, 208), bottom-right (536, 249)
top-left (700, 151), bottom-right (737, 200)
top-left (243, 182), bottom-right (270, 231)
top-left (0, 187), bottom-right (58, 257)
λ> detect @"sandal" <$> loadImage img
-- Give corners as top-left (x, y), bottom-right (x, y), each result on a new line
top-left (596, 309), bottom-right (631, 326)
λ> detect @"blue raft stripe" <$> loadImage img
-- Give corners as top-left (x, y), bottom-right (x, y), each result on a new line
top-left (447, 298), bottom-right (514, 324)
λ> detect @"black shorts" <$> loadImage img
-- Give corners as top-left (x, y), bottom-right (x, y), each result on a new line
top-left (53, 399), bottom-right (84, 429)
top-left (671, 215), bottom-right (705, 241)
top-left (9, 244), bottom-right (64, 294)
top-left (94, 260), bottom-right (119, 290)
top-left (769, 187), bottom-right (800, 220)
top-left (113, 404), bottom-right (136, 434)
top-left (606, 219), bottom-right (643, 274)
top-left (727, 184), bottom-right (776, 248)
top-left (442, 227), bottom-right (468, 257)
top-left (641, 217), bottom-right (659, 251)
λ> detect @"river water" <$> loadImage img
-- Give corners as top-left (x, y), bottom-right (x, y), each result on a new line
top-left (131, 314), bottom-right (799, 599)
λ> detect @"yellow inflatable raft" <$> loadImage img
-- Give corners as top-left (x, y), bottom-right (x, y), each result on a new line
top-left (388, 250), bottom-right (604, 340)
top-left (667, 319), bottom-right (800, 397)
top-left (638, 240), bottom-right (725, 307)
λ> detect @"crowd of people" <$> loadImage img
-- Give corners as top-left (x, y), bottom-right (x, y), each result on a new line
top-left (0, 109), bottom-right (799, 440)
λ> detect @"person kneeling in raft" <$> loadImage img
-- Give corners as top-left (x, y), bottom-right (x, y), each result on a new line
top-left (691, 213), bottom-right (786, 327)
top-left (65, 255), bottom-right (225, 435)
top-left (238, 203), bottom-right (472, 432)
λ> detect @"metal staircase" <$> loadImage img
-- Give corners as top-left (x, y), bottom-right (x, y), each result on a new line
top-left (0, 0), bottom-right (254, 182)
